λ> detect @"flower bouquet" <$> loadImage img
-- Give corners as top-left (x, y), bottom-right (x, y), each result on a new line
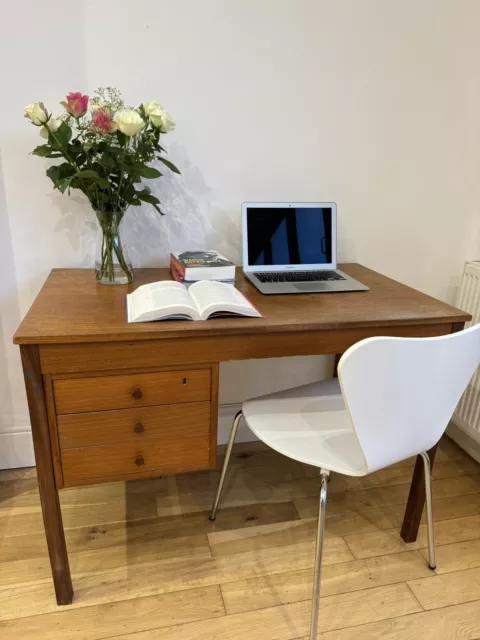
top-left (24, 87), bottom-right (180, 284)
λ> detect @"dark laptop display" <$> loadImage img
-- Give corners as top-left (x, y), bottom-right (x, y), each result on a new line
top-left (246, 207), bottom-right (333, 266)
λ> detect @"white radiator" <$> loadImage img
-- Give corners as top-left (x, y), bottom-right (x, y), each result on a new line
top-left (450, 261), bottom-right (480, 461)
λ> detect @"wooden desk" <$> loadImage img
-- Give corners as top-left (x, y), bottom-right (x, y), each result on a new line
top-left (14, 263), bottom-right (470, 605)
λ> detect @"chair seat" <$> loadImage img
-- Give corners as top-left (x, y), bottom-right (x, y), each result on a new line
top-left (242, 378), bottom-right (368, 476)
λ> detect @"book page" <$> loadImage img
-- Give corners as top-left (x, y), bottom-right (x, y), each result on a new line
top-left (189, 281), bottom-right (262, 320)
top-left (127, 281), bottom-right (199, 322)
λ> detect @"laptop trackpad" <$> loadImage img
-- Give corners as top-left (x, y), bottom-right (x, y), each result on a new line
top-left (294, 283), bottom-right (330, 292)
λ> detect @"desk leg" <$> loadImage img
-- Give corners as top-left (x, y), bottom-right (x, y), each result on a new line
top-left (20, 345), bottom-right (73, 605)
top-left (400, 444), bottom-right (438, 542)
top-left (400, 321), bottom-right (465, 542)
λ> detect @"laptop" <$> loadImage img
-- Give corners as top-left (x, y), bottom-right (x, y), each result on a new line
top-left (242, 202), bottom-right (369, 295)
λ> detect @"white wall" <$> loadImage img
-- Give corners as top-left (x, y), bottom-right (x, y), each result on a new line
top-left (1, 0), bottom-right (480, 466)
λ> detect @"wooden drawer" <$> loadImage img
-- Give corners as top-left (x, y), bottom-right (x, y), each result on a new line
top-left (53, 369), bottom-right (211, 414)
top-left (57, 402), bottom-right (210, 449)
top-left (61, 435), bottom-right (210, 486)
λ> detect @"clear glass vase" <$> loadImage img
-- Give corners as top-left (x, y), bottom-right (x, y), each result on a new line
top-left (95, 210), bottom-right (133, 285)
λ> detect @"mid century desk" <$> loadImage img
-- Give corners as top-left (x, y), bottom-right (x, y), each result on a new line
top-left (13, 263), bottom-right (470, 605)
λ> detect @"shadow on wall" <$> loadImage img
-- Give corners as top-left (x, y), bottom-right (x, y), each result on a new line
top-left (0, 150), bottom-right (22, 429)
top-left (49, 143), bottom-right (242, 269)
top-left (125, 143), bottom-right (242, 267)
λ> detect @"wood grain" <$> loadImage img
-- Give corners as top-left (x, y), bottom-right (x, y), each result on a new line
top-left (0, 585), bottom-right (225, 640)
top-left (220, 551), bottom-right (431, 614)
top-left (43, 374), bottom-right (64, 489)
top-left (53, 368), bottom-right (211, 414)
top-left (19, 345), bottom-right (72, 606)
top-left (1, 436), bottom-right (480, 638)
top-left (39, 323), bottom-right (454, 374)
top-left (408, 566), bottom-right (480, 610)
top-left (344, 514), bottom-right (480, 559)
top-left (14, 265), bottom-right (470, 345)
top-left (103, 584), bottom-right (421, 640)
top-left (209, 362), bottom-right (219, 469)
top-left (61, 436), bottom-right (210, 486)
top-left (420, 538), bottom-right (480, 574)
top-left (315, 600), bottom-right (480, 639)
top-left (57, 402), bottom-right (211, 449)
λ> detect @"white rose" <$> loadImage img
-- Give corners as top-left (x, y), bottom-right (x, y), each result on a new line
top-left (149, 108), bottom-right (175, 133)
top-left (115, 109), bottom-right (145, 136)
top-left (24, 102), bottom-right (49, 126)
top-left (40, 117), bottom-right (62, 139)
top-left (143, 100), bottom-right (163, 118)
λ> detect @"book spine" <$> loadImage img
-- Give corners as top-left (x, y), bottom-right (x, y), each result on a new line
top-left (170, 264), bottom-right (184, 283)
top-left (170, 254), bottom-right (186, 278)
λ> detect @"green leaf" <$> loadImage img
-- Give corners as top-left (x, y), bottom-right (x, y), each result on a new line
top-left (56, 177), bottom-right (72, 194)
top-left (46, 163), bottom-right (75, 185)
top-left (136, 190), bottom-right (164, 215)
top-left (46, 166), bottom-right (61, 184)
top-left (74, 169), bottom-right (100, 179)
top-left (32, 145), bottom-right (54, 157)
top-left (157, 156), bottom-right (181, 174)
top-left (51, 122), bottom-right (72, 149)
top-left (97, 178), bottom-right (110, 189)
top-left (98, 153), bottom-right (115, 169)
top-left (116, 130), bottom-right (127, 146)
top-left (133, 163), bottom-right (161, 179)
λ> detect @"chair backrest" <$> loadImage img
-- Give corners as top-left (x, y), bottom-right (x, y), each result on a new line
top-left (338, 324), bottom-right (480, 474)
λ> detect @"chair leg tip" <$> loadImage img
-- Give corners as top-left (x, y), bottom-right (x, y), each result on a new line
top-left (209, 515), bottom-right (216, 522)
top-left (429, 564), bottom-right (436, 571)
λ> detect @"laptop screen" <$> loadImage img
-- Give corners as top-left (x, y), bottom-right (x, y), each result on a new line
top-left (246, 207), bottom-right (333, 266)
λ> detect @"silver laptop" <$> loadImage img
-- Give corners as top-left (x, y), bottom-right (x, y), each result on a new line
top-left (242, 202), bottom-right (369, 295)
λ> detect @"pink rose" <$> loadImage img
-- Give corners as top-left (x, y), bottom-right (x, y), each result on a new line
top-left (92, 108), bottom-right (116, 133)
top-left (61, 92), bottom-right (89, 118)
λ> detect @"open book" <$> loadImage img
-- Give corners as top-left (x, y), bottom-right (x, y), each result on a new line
top-left (127, 280), bottom-right (262, 323)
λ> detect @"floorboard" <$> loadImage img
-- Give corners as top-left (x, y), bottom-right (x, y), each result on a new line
top-left (0, 435), bottom-right (479, 639)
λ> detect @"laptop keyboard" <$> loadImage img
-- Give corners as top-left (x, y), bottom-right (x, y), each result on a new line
top-left (254, 270), bottom-right (347, 283)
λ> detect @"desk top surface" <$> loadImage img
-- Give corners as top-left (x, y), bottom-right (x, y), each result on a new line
top-left (14, 264), bottom-right (470, 345)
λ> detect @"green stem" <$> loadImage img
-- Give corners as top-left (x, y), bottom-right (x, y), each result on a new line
top-left (115, 138), bottom-right (128, 212)
top-left (96, 213), bottom-right (132, 284)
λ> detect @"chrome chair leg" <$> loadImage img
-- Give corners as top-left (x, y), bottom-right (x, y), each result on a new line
top-left (209, 410), bottom-right (243, 521)
top-left (309, 469), bottom-right (330, 640)
top-left (420, 451), bottom-right (436, 570)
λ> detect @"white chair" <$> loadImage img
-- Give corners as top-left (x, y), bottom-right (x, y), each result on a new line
top-left (209, 325), bottom-right (480, 640)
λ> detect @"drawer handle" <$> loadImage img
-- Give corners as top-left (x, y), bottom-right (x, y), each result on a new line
top-left (181, 378), bottom-right (187, 385)
top-left (135, 455), bottom-right (145, 466)
top-left (132, 388), bottom-right (143, 400)
top-left (134, 422), bottom-right (144, 434)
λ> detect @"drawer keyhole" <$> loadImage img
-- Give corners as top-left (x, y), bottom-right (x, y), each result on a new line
top-left (132, 388), bottom-right (143, 400)
top-left (135, 455), bottom-right (145, 466)
top-left (181, 378), bottom-right (187, 385)
top-left (134, 423), bottom-right (144, 434)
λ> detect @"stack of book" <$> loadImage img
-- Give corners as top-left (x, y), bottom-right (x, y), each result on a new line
top-left (170, 251), bottom-right (236, 285)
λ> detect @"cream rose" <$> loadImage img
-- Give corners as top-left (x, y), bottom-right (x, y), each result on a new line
top-left (40, 117), bottom-right (62, 139)
top-left (24, 102), bottom-right (49, 126)
top-left (143, 100), bottom-right (163, 118)
top-left (115, 109), bottom-right (145, 136)
top-left (149, 108), bottom-right (175, 133)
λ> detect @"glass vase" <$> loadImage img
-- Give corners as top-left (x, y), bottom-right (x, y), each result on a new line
top-left (95, 210), bottom-right (133, 285)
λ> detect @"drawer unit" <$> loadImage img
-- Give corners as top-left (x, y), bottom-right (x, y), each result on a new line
top-left (57, 402), bottom-right (210, 449)
top-left (61, 435), bottom-right (210, 486)
top-left (46, 364), bottom-right (218, 488)
top-left (53, 368), bottom-right (211, 414)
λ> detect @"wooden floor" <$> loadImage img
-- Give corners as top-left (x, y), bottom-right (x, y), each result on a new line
top-left (1, 436), bottom-right (480, 639)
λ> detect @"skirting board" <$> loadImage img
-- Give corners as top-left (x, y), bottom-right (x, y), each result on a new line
top-left (0, 431), bottom-right (35, 469)
top-left (447, 421), bottom-right (480, 464)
